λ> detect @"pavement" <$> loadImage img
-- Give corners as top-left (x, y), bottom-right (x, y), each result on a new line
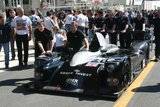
top-left (0, 40), bottom-right (35, 72)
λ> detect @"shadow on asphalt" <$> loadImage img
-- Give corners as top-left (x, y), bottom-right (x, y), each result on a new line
top-left (132, 83), bottom-right (160, 93)
top-left (0, 78), bottom-right (35, 95)
top-left (6, 64), bottom-right (34, 71)
top-left (40, 91), bottom-right (116, 101)
top-left (0, 78), bottom-right (34, 87)
top-left (10, 82), bottom-right (116, 101)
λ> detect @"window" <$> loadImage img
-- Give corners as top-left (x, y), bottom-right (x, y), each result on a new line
top-left (5, 0), bottom-right (9, 6)
top-left (23, 0), bottom-right (29, 4)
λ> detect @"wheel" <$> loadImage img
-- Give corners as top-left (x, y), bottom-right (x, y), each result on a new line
top-left (115, 60), bottom-right (132, 91)
top-left (121, 60), bottom-right (132, 88)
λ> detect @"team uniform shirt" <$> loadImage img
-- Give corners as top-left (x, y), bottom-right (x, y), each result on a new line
top-left (94, 17), bottom-right (105, 28)
top-left (67, 30), bottom-right (86, 52)
top-left (13, 15), bottom-right (32, 35)
top-left (76, 14), bottom-right (88, 27)
top-left (55, 33), bottom-right (67, 47)
top-left (115, 16), bottom-right (129, 31)
top-left (104, 17), bottom-right (116, 31)
top-left (65, 14), bottom-right (75, 25)
top-left (153, 17), bottom-right (160, 33)
top-left (34, 28), bottom-right (53, 57)
top-left (133, 17), bottom-right (145, 31)
top-left (44, 16), bottom-right (55, 31)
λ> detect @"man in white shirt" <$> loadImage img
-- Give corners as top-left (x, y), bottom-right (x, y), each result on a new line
top-left (76, 10), bottom-right (89, 34)
top-left (13, 7), bottom-right (32, 67)
top-left (64, 10), bottom-right (75, 32)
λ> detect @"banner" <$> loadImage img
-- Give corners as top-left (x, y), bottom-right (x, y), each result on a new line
top-left (134, 0), bottom-right (143, 5)
top-left (91, 0), bottom-right (103, 4)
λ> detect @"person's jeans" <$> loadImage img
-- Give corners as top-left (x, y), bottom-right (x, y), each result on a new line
top-left (16, 34), bottom-right (29, 65)
top-left (88, 29), bottom-right (94, 43)
top-left (0, 42), bottom-right (10, 66)
top-left (10, 35), bottom-right (15, 59)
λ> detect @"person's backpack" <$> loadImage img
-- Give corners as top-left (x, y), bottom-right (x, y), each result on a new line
top-left (30, 16), bottom-right (38, 27)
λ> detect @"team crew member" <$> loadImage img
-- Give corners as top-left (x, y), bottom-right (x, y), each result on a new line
top-left (13, 7), bottom-right (32, 67)
top-left (0, 12), bottom-right (11, 69)
top-left (94, 10), bottom-right (104, 30)
top-left (103, 11), bottom-right (117, 44)
top-left (132, 13), bottom-right (145, 40)
top-left (66, 21), bottom-right (89, 54)
top-left (152, 12), bottom-right (160, 61)
top-left (6, 9), bottom-right (16, 60)
top-left (115, 11), bottom-right (130, 48)
top-left (34, 21), bottom-right (53, 58)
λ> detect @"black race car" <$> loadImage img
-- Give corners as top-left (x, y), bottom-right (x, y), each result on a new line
top-left (27, 32), bottom-right (150, 98)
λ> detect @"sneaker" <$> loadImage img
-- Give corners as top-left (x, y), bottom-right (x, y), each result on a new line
top-left (24, 62), bottom-right (28, 67)
top-left (19, 63), bottom-right (23, 67)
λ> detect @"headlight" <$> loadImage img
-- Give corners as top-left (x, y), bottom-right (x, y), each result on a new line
top-left (34, 72), bottom-right (43, 80)
top-left (106, 64), bottom-right (115, 72)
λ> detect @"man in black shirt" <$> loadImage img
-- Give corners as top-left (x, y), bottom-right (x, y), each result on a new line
top-left (115, 11), bottom-right (130, 48)
top-left (153, 11), bottom-right (160, 61)
top-left (94, 10), bottom-right (104, 29)
top-left (0, 13), bottom-right (11, 69)
top-left (103, 11), bottom-right (117, 44)
top-left (132, 13), bottom-right (145, 40)
top-left (34, 21), bottom-right (53, 58)
top-left (66, 21), bottom-right (89, 54)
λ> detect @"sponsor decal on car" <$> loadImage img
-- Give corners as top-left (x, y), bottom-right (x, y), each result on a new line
top-left (85, 62), bottom-right (99, 67)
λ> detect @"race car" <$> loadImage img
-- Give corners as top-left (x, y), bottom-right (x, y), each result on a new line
top-left (27, 32), bottom-right (150, 98)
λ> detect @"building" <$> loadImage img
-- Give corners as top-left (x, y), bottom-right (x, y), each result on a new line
top-left (144, 0), bottom-right (160, 10)
top-left (2, 0), bottom-right (157, 13)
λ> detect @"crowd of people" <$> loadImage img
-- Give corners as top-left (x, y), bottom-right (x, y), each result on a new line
top-left (0, 7), bottom-right (160, 69)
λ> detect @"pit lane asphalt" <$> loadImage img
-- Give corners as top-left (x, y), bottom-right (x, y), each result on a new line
top-left (0, 49), bottom-right (159, 107)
